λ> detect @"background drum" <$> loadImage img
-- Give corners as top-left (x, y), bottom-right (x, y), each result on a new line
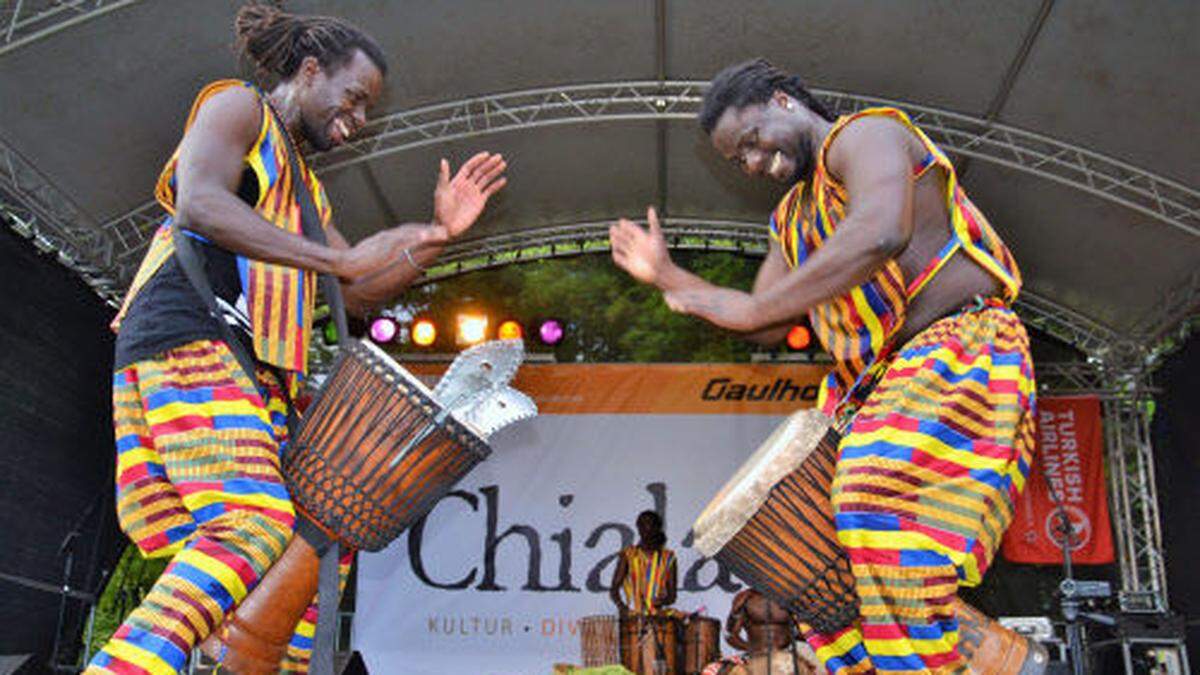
top-left (579, 615), bottom-right (620, 667)
top-left (620, 614), bottom-right (682, 675)
top-left (682, 616), bottom-right (720, 674)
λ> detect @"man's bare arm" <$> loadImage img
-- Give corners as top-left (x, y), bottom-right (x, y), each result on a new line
top-left (325, 223), bottom-right (447, 317)
top-left (742, 244), bottom-right (793, 345)
top-left (665, 117), bottom-right (916, 331)
top-left (609, 554), bottom-right (629, 612)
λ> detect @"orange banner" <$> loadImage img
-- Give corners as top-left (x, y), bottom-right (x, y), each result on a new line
top-left (402, 362), bottom-right (827, 415)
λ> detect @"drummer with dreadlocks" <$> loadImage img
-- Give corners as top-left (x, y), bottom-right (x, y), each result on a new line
top-left (611, 58), bottom-right (1037, 673)
top-left (87, 4), bottom-right (506, 673)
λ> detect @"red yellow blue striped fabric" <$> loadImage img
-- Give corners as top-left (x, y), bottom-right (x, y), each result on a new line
top-left (804, 303), bottom-right (1036, 673)
top-left (768, 107), bottom-right (1022, 416)
top-left (89, 340), bottom-right (349, 674)
top-left (112, 80), bottom-right (334, 380)
top-left (621, 546), bottom-right (676, 615)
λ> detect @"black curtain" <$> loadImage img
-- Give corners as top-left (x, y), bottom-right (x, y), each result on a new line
top-left (1152, 333), bottom-right (1200, 664)
top-left (0, 226), bottom-right (124, 673)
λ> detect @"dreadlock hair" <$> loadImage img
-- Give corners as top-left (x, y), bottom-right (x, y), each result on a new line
top-left (698, 58), bottom-right (835, 135)
top-left (234, 2), bottom-right (387, 86)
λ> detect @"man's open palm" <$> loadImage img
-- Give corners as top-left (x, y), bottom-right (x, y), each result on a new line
top-left (434, 152), bottom-right (508, 238)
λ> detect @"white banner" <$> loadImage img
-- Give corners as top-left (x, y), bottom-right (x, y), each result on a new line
top-left (355, 412), bottom-right (790, 674)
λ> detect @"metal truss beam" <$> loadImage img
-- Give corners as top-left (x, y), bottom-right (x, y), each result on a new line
top-left (416, 219), bottom-right (1136, 363)
top-left (304, 81), bottom-right (1200, 240)
top-left (0, 0), bottom-right (139, 57)
top-left (72, 81), bottom-right (1200, 350)
top-left (0, 137), bottom-right (123, 304)
top-left (1104, 387), bottom-right (1168, 613)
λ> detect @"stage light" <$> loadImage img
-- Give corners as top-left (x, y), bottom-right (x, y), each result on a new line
top-left (497, 319), bottom-right (523, 341)
top-left (411, 318), bottom-right (437, 347)
top-left (456, 314), bottom-right (489, 346)
top-left (538, 319), bottom-right (564, 346)
top-left (786, 325), bottom-right (812, 351)
top-left (369, 317), bottom-right (398, 343)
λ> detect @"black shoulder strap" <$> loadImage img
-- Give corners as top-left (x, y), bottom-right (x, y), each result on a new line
top-left (262, 98), bottom-right (346, 675)
top-left (171, 227), bottom-right (260, 382)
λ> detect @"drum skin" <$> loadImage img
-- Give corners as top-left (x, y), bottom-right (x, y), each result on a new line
top-left (703, 418), bottom-right (860, 634)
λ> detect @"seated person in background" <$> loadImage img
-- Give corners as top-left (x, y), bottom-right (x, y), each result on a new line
top-left (703, 589), bottom-right (819, 675)
top-left (609, 510), bottom-right (678, 616)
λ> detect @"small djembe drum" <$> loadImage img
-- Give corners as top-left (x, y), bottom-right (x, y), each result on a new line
top-left (579, 615), bottom-right (620, 667)
top-left (202, 340), bottom-right (521, 674)
top-left (286, 339), bottom-right (491, 551)
top-left (693, 409), bottom-right (858, 635)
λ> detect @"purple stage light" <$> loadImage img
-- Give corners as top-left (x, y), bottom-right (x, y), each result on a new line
top-left (369, 317), bottom-right (398, 343)
top-left (538, 319), bottom-right (564, 345)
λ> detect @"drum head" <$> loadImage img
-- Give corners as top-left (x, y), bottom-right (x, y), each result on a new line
top-left (692, 409), bottom-right (833, 557)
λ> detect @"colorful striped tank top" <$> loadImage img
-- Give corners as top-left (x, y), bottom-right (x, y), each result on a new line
top-left (621, 545), bottom-right (675, 614)
top-left (768, 107), bottom-right (1022, 414)
top-left (113, 80), bottom-right (334, 380)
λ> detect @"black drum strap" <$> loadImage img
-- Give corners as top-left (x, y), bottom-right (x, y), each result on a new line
top-left (266, 102), bottom-right (348, 675)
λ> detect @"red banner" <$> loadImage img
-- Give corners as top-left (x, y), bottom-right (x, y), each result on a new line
top-left (1001, 396), bottom-right (1114, 564)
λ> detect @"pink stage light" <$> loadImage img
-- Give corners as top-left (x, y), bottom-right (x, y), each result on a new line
top-left (538, 319), bottom-right (564, 345)
top-left (369, 317), bottom-right (398, 343)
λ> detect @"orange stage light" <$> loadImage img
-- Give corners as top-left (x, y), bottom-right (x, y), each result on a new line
top-left (411, 318), bottom-right (437, 347)
top-left (786, 325), bottom-right (812, 351)
top-left (497, 319), bottom-right (524, 341)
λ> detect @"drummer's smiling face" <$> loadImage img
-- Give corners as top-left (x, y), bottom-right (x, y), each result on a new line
top-left (709, 91), bottom-right (821, 186)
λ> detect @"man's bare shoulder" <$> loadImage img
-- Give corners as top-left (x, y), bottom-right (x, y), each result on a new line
top-left (826, 114), bottom-right (916, 176)
top-left (190, 85), bottom-right (263, 142)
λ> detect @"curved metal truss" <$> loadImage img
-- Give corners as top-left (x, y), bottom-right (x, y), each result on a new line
top-left (307, 81), bottom-right (1200, 240)
top-left (94, 81), bottom-right (1199, 344)
top-left (11, 79), bottom-right (1196, 348)
top-left (418, 219), bottom-right (1135, 360)
top-left (0, 136), bottom-right (123, 305)
top-left (0, 0), bottom-right (139, 56)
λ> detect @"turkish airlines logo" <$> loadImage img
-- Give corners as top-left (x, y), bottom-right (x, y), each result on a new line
top-left (1043, 505), bottom-right (1092, 552)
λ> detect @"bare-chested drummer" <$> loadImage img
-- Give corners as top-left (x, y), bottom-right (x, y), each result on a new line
top-left (610, 57), bottom-right (1036, 673)
top-left (702, 589), bottom-right (817, 675)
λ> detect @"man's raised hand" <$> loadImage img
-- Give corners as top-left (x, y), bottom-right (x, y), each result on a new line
top-left (610, 206), bottom-right (672, 286)
top-left (433, 151), bottom-right (508, 238)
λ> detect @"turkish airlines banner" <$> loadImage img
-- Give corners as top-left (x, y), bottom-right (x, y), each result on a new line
top-left (1001, 396), bottom-right (1114, 564)
top-left (353, 363), bottom-right (826, 674)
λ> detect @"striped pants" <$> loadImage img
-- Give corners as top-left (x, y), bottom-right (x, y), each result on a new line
top-left (86, 340), bottom-right (348, 675)
top-left (804, 303), bottom-right (1036, 674)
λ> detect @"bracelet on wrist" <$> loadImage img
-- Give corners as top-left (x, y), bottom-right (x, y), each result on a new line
top-left (403, 248), bottom-right (424, 273)
top-left (400, 247), bottom-right (424, 270)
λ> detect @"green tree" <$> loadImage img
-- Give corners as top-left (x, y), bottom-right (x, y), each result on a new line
top-left (387, 251), bottom-right (768, 363)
